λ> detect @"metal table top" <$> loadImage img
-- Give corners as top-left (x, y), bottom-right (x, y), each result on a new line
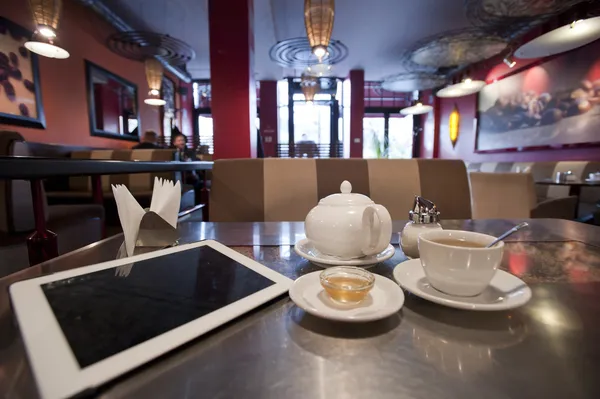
top-left (1, 219), bottom-right (599, 398)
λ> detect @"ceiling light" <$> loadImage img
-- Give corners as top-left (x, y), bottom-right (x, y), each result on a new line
top-left (144, 58), bottom-right (166, 106)
top-left (503, 55), bottom-right (516, 68)
top-left (305, 63), bottom-right (332, 77)
top-left (515, 16), bottom-right (600, 59)
top-left (570, 19), bottom-right (584, 29)
top-left (401, 102), bottom-right (433, 115)
top-left (437, 78), bottom-right (486, 98)
top-left (304, 0), bottom-right (335, 61)
top-left (24, 0), bottom-right (70, 59)
top-left (300, 74), bottom-right (319, 103)
top-left (38, 26), bottom-right (56, 38)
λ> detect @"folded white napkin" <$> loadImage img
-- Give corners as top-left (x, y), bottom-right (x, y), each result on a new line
top-left (112, 177), bottom-right (181, 257)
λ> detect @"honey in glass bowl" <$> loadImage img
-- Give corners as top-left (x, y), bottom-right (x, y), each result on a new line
top-left (320, 266), bottom-right (375, 304)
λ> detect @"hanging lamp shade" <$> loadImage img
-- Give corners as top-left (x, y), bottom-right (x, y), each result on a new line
top-left (300, 75), bottom-right (320, 103)
top-left (144, 58), bottom-right (166, 106)
top-left (401, 102), bottom-right (434, 116)
top-left (437, 78), bottom-right (487, 98)
top-left (305, 63), bottom-right (332, 77)
top-left (515, 16), bottom-right (600, 59)
top-left (304, 0), bottom-right (335, 61)
top-left (24, 0), bottom-right (69, 59)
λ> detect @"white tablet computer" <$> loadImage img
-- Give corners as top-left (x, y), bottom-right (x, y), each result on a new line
top-left (10, 240), bottom-right (293, 399)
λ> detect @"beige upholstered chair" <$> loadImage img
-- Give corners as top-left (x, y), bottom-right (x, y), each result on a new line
top-left (209, 159), bottom-right (472, 222)
top-left (467, 161), bottom-right (600, 219)
top-left (470, 172), bottom-right (577, 219)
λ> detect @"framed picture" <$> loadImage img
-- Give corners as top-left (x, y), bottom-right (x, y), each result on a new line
top-left (85, 60), bottom-right (140, 141)
top-left (0, 17), bottom-right (45, 129)
top-left (476, 41), bottom-right (600, 153)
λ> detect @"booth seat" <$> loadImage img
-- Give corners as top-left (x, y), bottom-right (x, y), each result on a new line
top-left (209, 159), bottom-right (472, 222)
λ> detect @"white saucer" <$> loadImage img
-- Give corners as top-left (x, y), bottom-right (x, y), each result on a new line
top-left (392, 259), bottom-right (532, 311)
top-left (289, 271), bottom-right (405, 322)
top-left (294, 238), bottom-right (395, 268)
top-left (585, 178), bottom-right (600, 183)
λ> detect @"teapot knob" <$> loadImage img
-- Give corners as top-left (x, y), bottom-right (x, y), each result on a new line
top-left (340, 180), bottom-right (352, 194)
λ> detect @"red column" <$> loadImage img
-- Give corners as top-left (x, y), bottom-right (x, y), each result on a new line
top-left (349, 70), bottom-right (364, 158)
top-left (208, 0), bottom-right (257, 159)
top-left (259, 80), bottom-right (278, 157)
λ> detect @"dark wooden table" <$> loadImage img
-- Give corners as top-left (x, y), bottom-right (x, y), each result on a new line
top-left (535, 179), bottom-right (600, 218)
top-left (535, 178), bottom-right (600, 197)
top-left (1, 219), bottom-right (599, 399)
top-left (0, 156), bottom-right (213, 265)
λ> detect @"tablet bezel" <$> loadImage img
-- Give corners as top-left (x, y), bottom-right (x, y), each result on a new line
top-left (10, 240), bottom-right (293, 399)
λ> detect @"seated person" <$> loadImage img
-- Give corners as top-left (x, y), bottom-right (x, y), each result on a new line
top-left (171, 131), bottom-right (203, 202)
top-left (133, 130), bottom-right (162, 149)
top-left (295, 134), bottom-right (319, 158)
top-left (170, 130), bottom-right (196, 160)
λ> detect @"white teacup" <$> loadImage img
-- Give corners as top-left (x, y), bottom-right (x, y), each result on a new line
top-left (418, 230), bottom-right (504, 297)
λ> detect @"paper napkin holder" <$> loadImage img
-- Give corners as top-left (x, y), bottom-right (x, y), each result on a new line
top-left (116, 210), bottom-right (179, 259)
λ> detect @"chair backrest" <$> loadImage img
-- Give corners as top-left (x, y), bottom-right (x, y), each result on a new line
top-left (470, 160), bottom-right (599, 202)
top-left (209, 158), bottom-right (471, 222)
top-left (69, 149), bottom-right (178, 192)
top-left (470, 172), bottom-right (537, 219)
top-left (0, 131), bottom-right (48, 233)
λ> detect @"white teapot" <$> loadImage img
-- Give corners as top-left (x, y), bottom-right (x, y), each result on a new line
top-left (305, 181), bottom-right (392, 259)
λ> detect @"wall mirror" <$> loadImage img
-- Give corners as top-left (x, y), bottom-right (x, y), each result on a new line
top-left (85, 61), bottom-right (140, 141)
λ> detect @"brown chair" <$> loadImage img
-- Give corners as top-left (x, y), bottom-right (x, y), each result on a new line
top-left (0, 131), bottom-right (105, 278)
top-left (469, 172), bottom-right (577, 219)
top-left (209, 158), bottom-right (472, 222)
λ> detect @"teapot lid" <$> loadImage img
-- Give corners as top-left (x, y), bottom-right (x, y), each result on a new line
top-left (319, 181), bottom-right (373, 206)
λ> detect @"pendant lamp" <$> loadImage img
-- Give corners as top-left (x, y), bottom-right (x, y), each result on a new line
top-left (300, 75), bottom-right (319, 104)
top-left (401, 102), bottom-right (433, 115)
top-left (306, 63), bottom-right (332, 77)
top-left (304, 0), bottom-right (335, 61)
top-left (24, 0), bottom-right (70, 59)
top-left (144, 58), bottom-right (166, 106)
top-left (437, 78), bottom-right (486, 98)
top-left (515, 16), bottom-right (600, 59)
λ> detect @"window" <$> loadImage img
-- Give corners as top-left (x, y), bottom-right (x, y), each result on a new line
top-left (277, 80), bottom-right (289, 145)
top-left (388, 116), bottom-right (413, 159)
top-left (363, 116), bottom-right (385, 158)
top-left (198, 115), bottom-right (214, 154)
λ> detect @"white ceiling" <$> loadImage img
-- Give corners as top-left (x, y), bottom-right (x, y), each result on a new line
top-left (102, 0), bottom-right (472, 81)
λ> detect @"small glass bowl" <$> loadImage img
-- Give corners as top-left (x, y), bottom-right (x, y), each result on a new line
top-left (320, 266), bottom-right (375, 304)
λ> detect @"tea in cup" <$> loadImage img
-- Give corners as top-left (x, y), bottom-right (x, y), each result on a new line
top-left (418, 230), bottom-right (504, 297)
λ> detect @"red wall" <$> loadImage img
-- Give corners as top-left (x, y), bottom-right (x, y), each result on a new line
top-left (435, 40), bottom-right (600, 162)
top-left (0, 1), bottom-right (190, 148)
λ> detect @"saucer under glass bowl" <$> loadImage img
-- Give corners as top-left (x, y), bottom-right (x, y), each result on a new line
top-left (294, 238), bottom-right (395, 268)
top-left (289, 270), bottom-right (405, 322)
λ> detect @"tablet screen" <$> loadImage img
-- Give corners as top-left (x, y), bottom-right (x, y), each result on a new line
top-left (41, 246), bottom-right (275, 369)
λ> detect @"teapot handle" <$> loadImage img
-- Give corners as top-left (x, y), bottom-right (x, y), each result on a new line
top-left (361, 205), bottom-right (392, 256)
